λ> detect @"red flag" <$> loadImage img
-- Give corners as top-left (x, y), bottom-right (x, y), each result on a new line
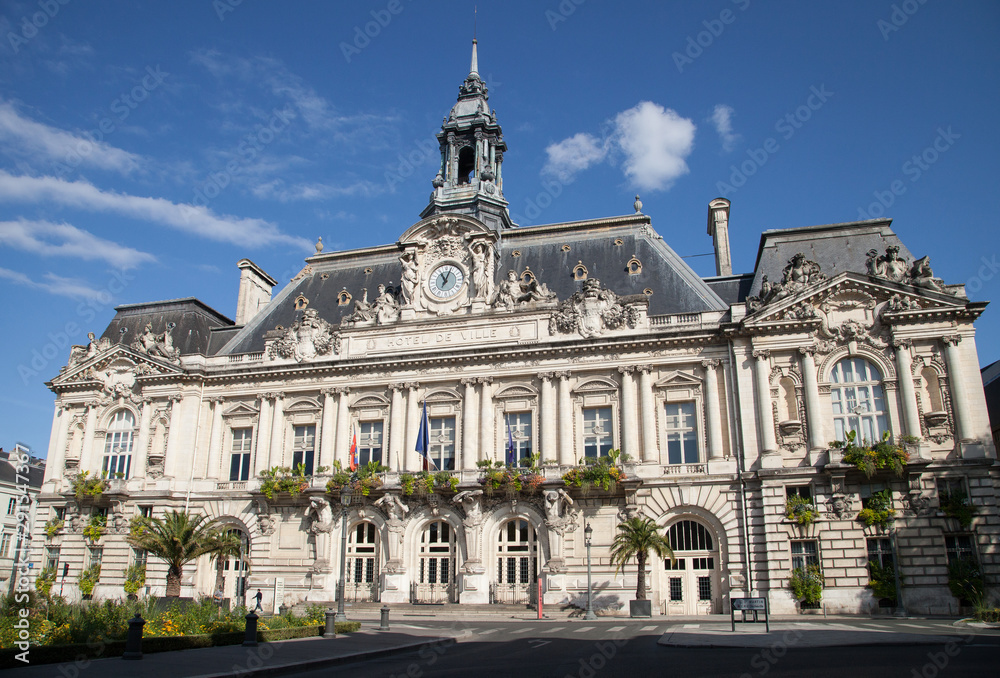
top-left (348, 426), bottom-right (357, 471)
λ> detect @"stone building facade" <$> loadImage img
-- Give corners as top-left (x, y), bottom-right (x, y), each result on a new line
top-left (31, 42), bottom-right (998, 616)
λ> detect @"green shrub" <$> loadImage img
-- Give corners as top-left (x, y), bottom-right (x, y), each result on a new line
top-left (789, 565), bottom-right (825, 606)
top-left (83, 514), bottom-right (106, 542)
top-left (940, 491), bottom-right (976, 529)
top-left (70, 470), bottom-right (108, 501)
top-left (34, 566), bottom-right (56, 597)
top-left (123, 564), bottom-right (146, 596)
top-left (857, 489), bottom-right (895, 529)
top-left (785, 495), bottom-right (819, 526)
top-left (837, 431), bottom-right (908, 478)
top-left (78, 565), bottom-right (101, 597)
top-left (44, 518), bottom-right (64, 538)
top-left (562, 453), bottom-right (625, 493)
top-left (259, 466), bottom-right (309, 499)
top-left (948, 558), bottom-right (985, 604)
top-left (867, 560), bottom-right (899, 602)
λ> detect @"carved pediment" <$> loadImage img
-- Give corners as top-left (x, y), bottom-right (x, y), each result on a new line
top-left (655, 371), bottom-right (702, 389)
top-left (572, 377), bottom-right (618, 394)
top-left (284, 397), bottom-right (321, 412)
top-left (351, 394), bottom-right (390, 408)
top-left (222, 401), bottom-right (259, 418)
top-left (495, 384), bottom-right (537, 399)
top-left (52, 344), bottom-right (181, 387)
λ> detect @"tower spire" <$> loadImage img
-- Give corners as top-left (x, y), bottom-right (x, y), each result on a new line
top-left (470, 38), bottom-right (479, 76)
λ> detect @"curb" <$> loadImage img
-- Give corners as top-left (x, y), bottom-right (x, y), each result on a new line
top-left (188, 636), bottom-right (453, 678)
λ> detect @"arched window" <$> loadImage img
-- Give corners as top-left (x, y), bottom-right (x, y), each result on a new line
top-left (830, 358), bottom-right (888, 442)
top-left (667, 520), bottom-right (714, 552)
top-left (495, 519), bottom-right (537, 604)
top-left (103, 410), bottom-right (135, 478)
top-left (346, 522), bottom-right (379, 602)
top-left (416, 520), bottom-right (456, 603)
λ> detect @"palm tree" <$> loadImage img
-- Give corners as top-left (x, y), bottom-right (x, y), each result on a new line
top-left (610, 516), bottom-right (674, 601)
top-left (208, 529), bottom-right (245, 596)
top-left (126, 510), bottom-right (219, 597)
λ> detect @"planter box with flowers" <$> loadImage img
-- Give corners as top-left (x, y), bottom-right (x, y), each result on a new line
top-left (477, 461), bottom-right (544, 497)
top-left (397, 469), bottom-right (458, 497)
top-left (832, 431), bottom-right (909, 479)
top-left (562, 450), bottom-right (626, 496)
top-left (325, 460), bottom-right (385, 497)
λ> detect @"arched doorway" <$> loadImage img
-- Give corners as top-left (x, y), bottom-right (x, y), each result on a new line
top-left (415, 520), bottom-right (456, 603)
top-left (346, 521), bottom-right (380, 602)
top-left (662, 519), bottom-right (721, 615)
top-left (493, 518), bottom-right (538, 604)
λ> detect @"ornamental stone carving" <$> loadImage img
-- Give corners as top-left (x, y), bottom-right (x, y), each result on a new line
top-left (63, 332), bottom-right (113, 372)
top-left (307, 496), bottom-right (335, 573)
top-left (131, 322), bottom-right (181, 362)
top-left (747, 253), bottom-right (826, 311)
top-left (491, 270), bottom-right (558, 312)
top-left (468, 240), bottom-right (495, 301)
top-left (866, 246), bottom-right (959, 296)
top-left (549, 278), bottom-right (643, 338)
top-left (267, 308), bottom-right (340, 362)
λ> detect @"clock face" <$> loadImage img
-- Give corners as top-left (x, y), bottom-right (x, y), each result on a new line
top-left (428, 263), bottom-right (465, 299)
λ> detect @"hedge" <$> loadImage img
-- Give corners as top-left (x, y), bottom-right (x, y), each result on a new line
top-left (0, 622), bottom-right (360, 669)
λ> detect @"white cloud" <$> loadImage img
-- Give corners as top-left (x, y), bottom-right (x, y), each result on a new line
top-left (542, 133), bottom-right (609, 183)
top-left (542, 102), bottom-right (696, 192)
top-left (710, 104), bottom-right (739, 152)
top-left (0, 218), bottom-right (156, 269)
top-left (613, 102), bottom-right (696, 192)
top-left (251, 179), bottom-right (382, 202)
top-left (0, 171), bottom-right (312, 251)
top-left (0, 266), bottom-right (107, 301)
top-left (0, 100), bottom-right (142, 174)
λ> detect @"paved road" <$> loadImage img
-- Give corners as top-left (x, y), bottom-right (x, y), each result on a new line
top-left (291, 619), bottom-right (1000, 678)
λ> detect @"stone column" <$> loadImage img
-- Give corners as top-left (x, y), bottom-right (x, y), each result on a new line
top-left (943, 335), bottom-right (974, 442)
top-left (461, 378), bottom-right (478, 470)
top-left (702, 360), bottom-right (724, 460)
top-left (538, 373), bottom-right (557, 465)
top-left (45, 405), bottom-right (69, 484)
top-left (478, 377), bottom-right (494, 464)
top-left (556, 372), bottom-right (574, 465)
top-left (389, 384), bottom-right (405, 471)
top-left (799, 347), bottom-right (826, 453)
top-left (78, 403), bottom-right (98, 473)
top-left (639, 366), bottom-right (658, 463)
top-left (268, 393), bottom-right (285, 469)
top-left (132, 399), bottom-right (152, 480)
top-left (892, 340), bottom-right (923, 440)
top-left (163, 394), bottom-right (186, 478)
top-left (618, 366), bottom-right (639, 462)
top-left (753, 350), bottom-right (778, 455)
top-left (334, 388), bottom-right (351, 468)
top-left (319, 389), bottom-right (336, 470)
top-left (205, 397), bottom-right (226, 480)
top-left (405, 383), bottom-right (420, 471)
top-left (254, 395), bottom-right (273, 475)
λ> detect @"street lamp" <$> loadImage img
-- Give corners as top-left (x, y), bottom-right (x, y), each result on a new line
top-left (584, 522), bottom-right (596, 620)
top-left (335, 485), bottom-right (352, 622)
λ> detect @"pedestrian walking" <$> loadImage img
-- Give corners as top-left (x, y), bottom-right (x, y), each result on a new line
top-left (253, 589), bottom-right (263, 613)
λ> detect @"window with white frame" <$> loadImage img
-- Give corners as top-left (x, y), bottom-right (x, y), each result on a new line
top-left (0, 533), bottom-right (10, 558)
top-left (6, 498), bottom-right (15, 515)
top-left (358, 421), bottom-right (383, 465)
top-left (664, 402), bottom-right (699, 464)
top-left (786, 485), bottom-right (812, 501)
top-left (292, 425), bottom-right (316, 475)
top-left (103, 409), bottom-right (135, 478)
top-left (428, 417), bottom-right (456, 471)
top-left (88, 545), bottom-right (103, 568)
top-left (830, 358), bottom-right (888, 443)
top-left (790, 540), bottom-right (819, 571)
top-left (229, 428), bottom-right (253, 481)
top-left (132, 546), bottom-right (147, 567)
top-left (45, 546), bottom-right (60, 571)
top-left (505, 412), bottom-right (533, 465)
top-left (582, 407), bottom-right (613, 459)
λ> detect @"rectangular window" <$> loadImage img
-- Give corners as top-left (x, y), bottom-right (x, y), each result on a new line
top-left (669, 577), bottom-right (683, 601)
top-left (292, 425), bottom-right (316, 475)
top-left (0, 533), bottom-right (10, 558)
top-left (139, 506), bottom-right (152, 518)
top-left (786, 485), bottom-right (812, 501)
top-left (790, 540), bottom-right (819, 571)
top-left (7, 498), bottom-right (15, 515)
top-left (103, 427), bottom-right (133, 478)
top-left (229, 428), bottom-right (253, 481)
top-left (665, 558), bottom-right (686, 571)
top-left (428, 417), bottom-right (456, 471)
top-left (937, 477), bottom-right (966, 503)
top-left (45, 546), bottom-right (60, 571)
top-left (359, 421), bottom-right (384, 466)
top-left (505, 412), bottom-right (533, 465)
top-left (867, 537), bottom-right (893, 570)
top-left (132, 547), bottom-right (148, 567)
top-left (88, 546), bottom-right (104, 568)
top-left (665, 402), bottom-right (699, 464)
top-left (582, 407), bottom-right (613, 459)
top-left (945, 535), bottom-right (976, 565)
top-left (698, 576), bottom-right (712, 601)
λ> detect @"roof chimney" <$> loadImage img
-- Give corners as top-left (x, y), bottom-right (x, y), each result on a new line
top-left (235, 259), bottom-right (277, 326)
top-left (707, 198), bottom-right (732, 277)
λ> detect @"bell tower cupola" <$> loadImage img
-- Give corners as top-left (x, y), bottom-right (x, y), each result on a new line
top-left (421, 39), bottom-right (514, 230)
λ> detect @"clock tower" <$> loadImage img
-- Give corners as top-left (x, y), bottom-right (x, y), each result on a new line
top-left (420, 39), bottom-right (514, 231)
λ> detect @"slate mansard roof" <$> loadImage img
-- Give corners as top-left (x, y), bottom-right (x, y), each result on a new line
top-left (99, 297), bottom-right (234, 357)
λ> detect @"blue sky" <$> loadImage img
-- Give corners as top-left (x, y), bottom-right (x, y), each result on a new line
top-left (1, 0), bottom-right (998, 457)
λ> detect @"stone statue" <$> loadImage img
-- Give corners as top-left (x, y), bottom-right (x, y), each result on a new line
top-left (349, 289), bottom-right (374, 322)
top-left (374, 284), bottom-right (400, 324)
top-left (375, 493), bottom-right (409, 565)
top-left (399, 252), bottom-right (419, 305)
top-left (746, 253), bottom-right (825, 311)
top-left (492, 270), bottom-right (522, 311)
top-left (376, 493), bottom-right (410, 523)
top-left (131, 322), bottom-right (180, 362)
top-left (909, 256), bottom-right (945, 292)
top-left (866, 246), bottom-right (909, 282)
top-left (453, 489), bottom-right (484, 527)
top-left (469, 241), bottom-right (494, 300)
top-left (308, 496), bottom-right (335, 572)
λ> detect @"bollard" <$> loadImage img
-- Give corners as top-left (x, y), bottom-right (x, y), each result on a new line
top-left (243, 611), bottom-right (259, 647)
top-left (323, 608), bottom-right (337, 638)
top-left (379, 605), bottom-right (390, 631)
top-left (122, 613), bottom-right (146, 660)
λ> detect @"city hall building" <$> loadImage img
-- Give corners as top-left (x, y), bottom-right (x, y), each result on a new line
top-left (33, 42), bottom-right (998, 616)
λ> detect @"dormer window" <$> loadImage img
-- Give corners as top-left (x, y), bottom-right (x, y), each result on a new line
top-left (457, 147), bottom-right (475, 184)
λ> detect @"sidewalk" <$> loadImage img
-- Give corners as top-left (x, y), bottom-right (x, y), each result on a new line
top-left (6, 623), bottom-right (459, 678)
top-left (657, 620), bottom-right (972, 649)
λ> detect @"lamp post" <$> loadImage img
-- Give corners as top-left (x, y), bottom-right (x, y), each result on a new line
top-left (584, 522), bottom-right (596, 620)
top-left (335, 485), bottom-right (352, 622)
